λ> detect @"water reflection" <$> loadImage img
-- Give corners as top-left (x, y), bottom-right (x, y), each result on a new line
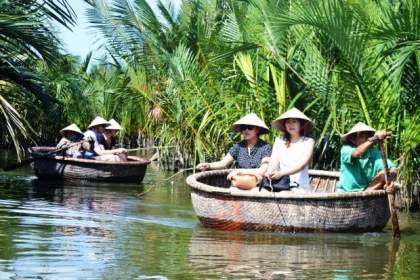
top-left (0, 177), bottom-right (133, 278)
top-left (1, 165), bottom-right (420, 279)
top-left (31, 179), bottom-right (137, 214)
top-left (188, 228), bottom-right (396, 279)
top-left (0, 171), bottom-right (197, 279)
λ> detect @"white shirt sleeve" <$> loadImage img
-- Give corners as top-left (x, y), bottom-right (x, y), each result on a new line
top-left (84, 130), bottom-right (99, 146)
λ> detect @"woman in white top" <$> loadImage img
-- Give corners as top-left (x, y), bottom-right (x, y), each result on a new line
top-left (266, 108), bottom-right (315, 193)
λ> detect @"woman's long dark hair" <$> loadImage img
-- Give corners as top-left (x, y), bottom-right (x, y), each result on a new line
top-left (283, 119), bottom-right (311, 147)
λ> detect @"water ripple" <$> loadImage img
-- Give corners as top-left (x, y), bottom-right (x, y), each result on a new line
top-left (1, 169), bottom-right (420, 279)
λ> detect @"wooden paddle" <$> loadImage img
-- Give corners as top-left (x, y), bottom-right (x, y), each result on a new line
top-left (378, 140), bottom-right (401, 239)
top-left (2, 139), bottom-right (88, 172)
top-left (126, 145), bottom-right (177, 152)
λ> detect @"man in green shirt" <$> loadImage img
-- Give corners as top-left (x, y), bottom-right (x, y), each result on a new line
top-left (338, 122), bottom-right (396, 193)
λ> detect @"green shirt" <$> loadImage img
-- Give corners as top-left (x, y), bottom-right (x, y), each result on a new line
top-left (338, 145), bottom-right (395, 192)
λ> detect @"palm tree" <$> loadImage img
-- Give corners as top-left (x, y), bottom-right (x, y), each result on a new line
top-left (85, 0), bottom-right (419, 206)
top-left (86, 0), bottom-right (270, 162)
top-left (257, 0), bottom-right (420, 205)
top-left (0, 0), bottom-right (75, 157)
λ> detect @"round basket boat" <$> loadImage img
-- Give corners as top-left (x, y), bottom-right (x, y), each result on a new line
top-left (186, 169), bottom-right (391, 232)
top-left (30, 147), bottom-right (150, 183)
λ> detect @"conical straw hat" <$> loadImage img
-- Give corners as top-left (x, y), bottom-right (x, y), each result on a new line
top-left (60, 124), bottom-right (83, 136)
top-left (341, 122), bottom-right (375, 142)
top-left (231, 113), bottom-right (270, 134)
top-left (106, 119), bottom-right (122, 130)
top-left (272, 107), bottom-right (314, 133)
top-left (87, 116), bottom-right (110, 128)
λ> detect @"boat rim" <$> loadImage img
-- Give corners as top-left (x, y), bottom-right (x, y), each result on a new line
top-left (31, 155), bottom-right (150, 166)
top-left (186, 169), bottom-right (387, 200)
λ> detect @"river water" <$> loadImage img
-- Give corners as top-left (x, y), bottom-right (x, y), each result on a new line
top-left (0, 153), bottom-right (420, 279)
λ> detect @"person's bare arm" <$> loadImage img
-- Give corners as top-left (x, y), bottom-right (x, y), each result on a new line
top-left (94, 147), bottom-right (126, 156)
top-left (266, 139), bottom-right (281, 176)
top-left (246, 158), bottom-right (270, 176)
top-left (227, 159), bottom-right (270, 180)
top-left (352, 130), bottom-right (389, 158)
top-left (196, 154), bottom-right (234, 171)
top-left (351, 140), bottom-right (375, 158)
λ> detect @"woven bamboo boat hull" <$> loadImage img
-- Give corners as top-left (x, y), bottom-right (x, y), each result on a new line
top-left (186, 170), bottom-right (391, 232)
top-left (30, 147), bottom-right (149, 183)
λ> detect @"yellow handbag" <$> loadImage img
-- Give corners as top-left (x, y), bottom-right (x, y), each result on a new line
top-left (231, 174), bottom-right (259, 190)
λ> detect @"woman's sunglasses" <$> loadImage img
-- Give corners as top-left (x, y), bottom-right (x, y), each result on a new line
top-left (240, 125), bottom-right (257, 131)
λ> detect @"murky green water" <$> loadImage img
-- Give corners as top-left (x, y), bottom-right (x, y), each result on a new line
top-left (1, 151), bottom-right (420, 279)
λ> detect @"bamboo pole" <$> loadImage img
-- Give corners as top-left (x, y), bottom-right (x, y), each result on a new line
top-left (378, 141), bottom-right (401, 239)
top-left (136, 167), bottom-right (195, 197)
top-left (126, 145), bottom-right (177, 152)
top-left (2, 139), bottom-right (89, 171)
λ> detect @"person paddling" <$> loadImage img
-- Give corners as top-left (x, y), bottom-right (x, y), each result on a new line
top-left (338, 122), bottom-right (396, 193)
top-left (83, 116), bottom-right (127, 161)
top-left (196, 113), bottom-right (272, 188)
top-left (56, 124), bottom-right (84, 157)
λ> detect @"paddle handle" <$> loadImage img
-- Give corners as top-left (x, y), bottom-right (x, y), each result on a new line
top-left (52, 139), bottom-right (90, 154)
top-left (126, 145), bottom-right (177, 152)
top-left (378, 141), bottom-right (400, 239)
top-left (378, 141), bottom-right (390, 185)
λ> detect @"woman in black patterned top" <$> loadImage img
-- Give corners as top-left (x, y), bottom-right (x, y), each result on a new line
top-left (196, 113), bottom-right (272, 182)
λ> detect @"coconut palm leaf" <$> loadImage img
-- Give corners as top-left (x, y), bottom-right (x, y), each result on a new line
top-left (0, 0), bottom-right (76, 157)
top-left (80, 0), bottom-right (418, 207)
top-left (0, 90), bottom-right (30, 160)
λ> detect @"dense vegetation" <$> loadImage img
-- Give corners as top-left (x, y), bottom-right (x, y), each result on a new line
top-left (1, 0), bottom-right (419, 207)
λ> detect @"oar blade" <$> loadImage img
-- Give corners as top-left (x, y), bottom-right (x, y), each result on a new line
top-left (2, 158), bottom-right (36, 171)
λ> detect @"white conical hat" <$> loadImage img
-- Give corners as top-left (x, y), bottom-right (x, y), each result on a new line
top-left (272, 107), bottom-right (314, 132)
top-left (341, 122), bottom-right (375, 142)
top-left (231, 113), bottom-right (270, 134)
top-left (106, 119), bottom-right (122, 130)
top-left (87, 116), bottom-right (110, 128)
top-left (60, 124), bottom-right (83, 135)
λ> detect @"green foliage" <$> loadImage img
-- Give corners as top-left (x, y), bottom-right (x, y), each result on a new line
top-left (0, 0), bottom-right (75, 157)
top-left (83, 0), bottom-right (419, 207)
